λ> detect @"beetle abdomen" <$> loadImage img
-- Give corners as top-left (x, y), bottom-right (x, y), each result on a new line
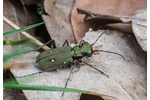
top-left (36, 46), bottom-right (72, 71)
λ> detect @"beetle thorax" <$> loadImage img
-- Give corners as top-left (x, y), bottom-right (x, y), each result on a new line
top-left (72, 42), bottom-right (93, 59)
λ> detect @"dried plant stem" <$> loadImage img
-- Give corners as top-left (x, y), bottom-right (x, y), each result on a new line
top-left (3, 16), bottom-right (50, 50)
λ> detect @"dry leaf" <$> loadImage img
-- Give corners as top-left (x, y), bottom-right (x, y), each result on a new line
top-left (76, 9), bottom-right (147, 51)
top-left (4, 62), bottom-right (29, 69)
top-left (4, 0), bottom-right (146, 99)
top-left (132, 9), bottom-right (147, 51)
top-left (3, 0), bottom-right (39, 35)
top-left (10, 29), bottom-right (146, 100)
top-left (71, 0), bottom-right (147, 41)
top-left (42, 0), bottom-right (76, 47)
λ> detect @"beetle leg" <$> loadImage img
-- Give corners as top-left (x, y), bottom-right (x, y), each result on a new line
top-left (79, 39), bottom-right (85, 46)
top-left (62, 65), bottom-right (75, 96)
top-left (62, 40), bottom-right (70, 46)
top-left (15, 71), bottom-right (44, 78)
top-left (71, 60), bottom-right (81, 73)
top-left (50, 40), bottom-right (56, 49)
top-left (35, 40), bottom-right (56, 50)
top-left (72, 67), bottom-right (80, 73)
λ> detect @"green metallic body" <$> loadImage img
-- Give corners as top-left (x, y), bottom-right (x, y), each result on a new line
top-left (36, 41), bottom-right (93, 71)
top-left (72, 42), bottom-right (92, 59)
top-left (36, 46), bottom-right (73, 71)
top-left (80, 42), bottom-right (92, 56)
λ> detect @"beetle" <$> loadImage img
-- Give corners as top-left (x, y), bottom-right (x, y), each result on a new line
top-left (35, 30), bottom-right (124, 96)
top-left (15, 30), bottom-right (124, 96)
top-left (36, 30), bottom-right (124, 76)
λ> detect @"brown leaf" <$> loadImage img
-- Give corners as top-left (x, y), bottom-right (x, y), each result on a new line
top-left (77, 8), bottom-right (123, 25)
top-left (71, 0), bottom-right (147, 41)
top-left (3, 0), bottom-right (39, 40)
top-left (4, 62), bottom-right (29, 69)
top-left (42, 0), bottom-right (76, 46)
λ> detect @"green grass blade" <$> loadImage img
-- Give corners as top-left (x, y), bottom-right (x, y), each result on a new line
top-left (4, 83), bottom-right (84, 93)
top-left (3, 38), bottom-right (34, 45)
top-left (3, 22), bottom-right (44, 37)
top-left (3, 79), bottom-right (116, 99)
top-left (3, 43), bottom-right (37, 62)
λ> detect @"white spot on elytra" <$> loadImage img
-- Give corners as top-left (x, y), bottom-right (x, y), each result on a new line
top-left (51, 59), bottom-right (55, 62)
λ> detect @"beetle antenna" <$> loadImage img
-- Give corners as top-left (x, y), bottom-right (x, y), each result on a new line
top-left (82, 61), bottom-right (109, 78)
top-left (93, 50), bottom-right (125, 59)
top-left (91, 29), bottom-right (109, 46)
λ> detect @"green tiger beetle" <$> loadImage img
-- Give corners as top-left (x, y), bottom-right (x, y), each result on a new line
top-left (36, 29), bottom-right (124, 74)
top-left (34, 29), bottom-right (124, 96)
top-left (18, 30), bottom-right (124, 96)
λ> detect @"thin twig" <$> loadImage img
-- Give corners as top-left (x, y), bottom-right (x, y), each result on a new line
top-left (3, 16), bottom-right (50, 50)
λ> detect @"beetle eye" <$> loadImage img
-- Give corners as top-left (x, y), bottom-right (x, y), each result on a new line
top-left (87, 52), bottom-right (92, 57)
